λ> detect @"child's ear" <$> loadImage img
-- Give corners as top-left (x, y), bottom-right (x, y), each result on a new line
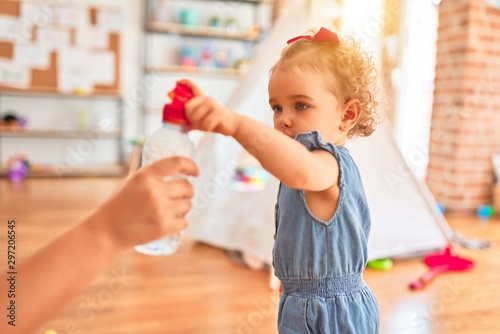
top-left (340, 99), bottom-right (361, 132)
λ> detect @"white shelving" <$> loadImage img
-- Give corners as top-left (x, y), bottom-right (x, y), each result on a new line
top-left (0, 91), bottom-right (125, 177)
top-left (140, 0), bottom-right (273, 135)
top-left (147, 21), bottom-right (261, 42)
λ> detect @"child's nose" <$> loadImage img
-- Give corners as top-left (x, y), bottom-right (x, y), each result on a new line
top-left (277, 113), bottom-right (292, 128)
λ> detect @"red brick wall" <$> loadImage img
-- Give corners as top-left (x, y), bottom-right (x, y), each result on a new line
top-left (427, 0), bottom-right (500, 212)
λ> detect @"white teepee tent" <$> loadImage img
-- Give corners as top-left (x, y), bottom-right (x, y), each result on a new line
top-left (186, 0), bottom-right (452, 265)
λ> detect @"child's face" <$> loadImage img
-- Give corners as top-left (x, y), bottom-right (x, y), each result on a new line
top-left (268, 64), bottom-right (346, 145)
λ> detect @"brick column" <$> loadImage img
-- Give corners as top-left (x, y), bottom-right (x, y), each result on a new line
top-left (426, 0), bottom-right (500, 212)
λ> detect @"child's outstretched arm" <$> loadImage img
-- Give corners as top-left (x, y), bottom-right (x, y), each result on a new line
top-left (182, 79), bottom-right (338, 192)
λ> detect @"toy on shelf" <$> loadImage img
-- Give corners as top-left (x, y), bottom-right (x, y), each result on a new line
top-left (179, 42), bottom-right (235, 70)
top-left (179, 8), bottom-right (201, 26)
top-left (409, 245), bottom-right (474, 290)
top-left (7, 152), bottom-right (30, 182)
top-left (72, 86), bottom-right (91, 96)
top-left (477, 204), bottom-right (496, 219)
top-left (0, 113), bottom-right (28, 131)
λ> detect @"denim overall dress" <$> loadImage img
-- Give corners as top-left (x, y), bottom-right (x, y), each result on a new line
top-left (273, 131), bottom-right (380, 333)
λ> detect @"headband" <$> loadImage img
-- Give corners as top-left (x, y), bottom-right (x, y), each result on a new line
top-left (286, 27), bottom-right (340, 45)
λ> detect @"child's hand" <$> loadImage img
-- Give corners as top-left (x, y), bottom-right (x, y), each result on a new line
top-left (179, 79), bottom-right (238, 136)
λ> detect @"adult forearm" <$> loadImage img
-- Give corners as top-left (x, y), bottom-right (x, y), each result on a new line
top-left (0, 216), bottom-right (122, 333)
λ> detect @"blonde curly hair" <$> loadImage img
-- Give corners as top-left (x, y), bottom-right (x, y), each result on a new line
top-left (270, 31), bottom-right (381, 138)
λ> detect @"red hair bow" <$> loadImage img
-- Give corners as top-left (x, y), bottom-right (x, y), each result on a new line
top-left (287, 27), bottom-right (340, 45)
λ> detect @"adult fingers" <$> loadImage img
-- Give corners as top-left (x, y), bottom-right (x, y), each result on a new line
top-left (161, 179), bottom-right (195, 199)
top-left (170, 198), bottom-right (192, 218)
top-left (148, 157), bottom-right (199, 178)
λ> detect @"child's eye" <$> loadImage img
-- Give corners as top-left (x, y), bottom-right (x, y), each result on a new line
top-left (271, 105), bottom-right (283, 113)
top-left (295, 102), bottom-right (308, 110)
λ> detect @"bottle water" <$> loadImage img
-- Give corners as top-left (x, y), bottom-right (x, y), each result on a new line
top-left (134, 83), bottom-right (195, 256)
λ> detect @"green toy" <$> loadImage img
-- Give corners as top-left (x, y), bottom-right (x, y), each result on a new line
top-left (367, 258), bottom-right (393, 270)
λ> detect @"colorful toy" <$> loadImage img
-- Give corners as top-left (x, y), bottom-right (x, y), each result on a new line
top-left (180, 44), bottom-right (199, 67)
top-left (179, 8), bottom-right (201, 26)
top-left (209, 16), bottom-right (221, 28)
top-left (230, 165), bottom-right (270, 192)
top-left (367, 258), bottom-right (393, 270)
top-left (409, 246), bottom-right (474, 290)
top-left (7, 153), bottom-right (30, 182)
top-left (477, 204), bottom-right (495, 219)
top-left (0, 113), bottom-right (27, 130)
top-left (130, 137), bottom-right (145, 147)
top-left (72, 86), bottom-right (90, 96)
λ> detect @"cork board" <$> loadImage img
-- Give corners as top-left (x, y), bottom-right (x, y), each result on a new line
top-left (0, 0), bottom-right (121, 95)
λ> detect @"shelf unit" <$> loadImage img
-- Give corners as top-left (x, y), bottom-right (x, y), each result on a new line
top-left (140, 0), bottom-right (273, 135)
top-left (0, 0), bottom-right (125, 178)
top-left (0, 129), bottom-right (121, 139)
top-left (0, 91), bottom-right (125, 178)
top-left (147, 21), bottom-right (261, 42)
top-left (145, 64), bottom-right (245, 79)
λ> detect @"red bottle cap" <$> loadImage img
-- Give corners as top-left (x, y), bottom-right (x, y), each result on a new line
top-left (162, 82), bottom-right (194, 125)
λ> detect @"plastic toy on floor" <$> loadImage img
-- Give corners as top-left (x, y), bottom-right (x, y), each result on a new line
top-left (409, 245), bottom-right (474, 290)
top-left (230, 149), bottom-right (269, 192)
top-left (367, 258), bottom-right (393, 270)
top-left (477, 204), bottom-right (496, 219)
top-left (230, 165), bottom-right (270, 192)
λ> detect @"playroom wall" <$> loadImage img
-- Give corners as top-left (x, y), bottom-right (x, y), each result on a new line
top-left (0, 0), bottom-right (143, 171)
top-left (0, 0), bottom-right (268, 173)
top-left (426, 0), bottom-right (500, 212)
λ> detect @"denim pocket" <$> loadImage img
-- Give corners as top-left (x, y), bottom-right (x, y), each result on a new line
top-left (278, 295), bottom-right (310, 334)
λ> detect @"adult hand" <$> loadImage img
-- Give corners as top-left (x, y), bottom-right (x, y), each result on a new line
top-left (88, 156), bottom-right (199, 251)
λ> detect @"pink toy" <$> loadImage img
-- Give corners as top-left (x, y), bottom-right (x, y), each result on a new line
top-left (409, 246), bottom-right (474, 290)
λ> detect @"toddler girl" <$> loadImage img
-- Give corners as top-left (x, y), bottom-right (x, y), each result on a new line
top-left (184, 27), bottom-right (380, 333)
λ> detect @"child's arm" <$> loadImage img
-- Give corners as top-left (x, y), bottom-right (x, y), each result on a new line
top-left (183, 80), bottom-right (338, 191)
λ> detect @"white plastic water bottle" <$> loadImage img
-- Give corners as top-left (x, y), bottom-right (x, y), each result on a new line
top-left (134, 83), bottom-right (195, 256)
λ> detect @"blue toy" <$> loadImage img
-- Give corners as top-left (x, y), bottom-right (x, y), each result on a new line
top-left (477, 205), bottom-right (495, 219)
top-left (437, 202), bottom-right (446, 214)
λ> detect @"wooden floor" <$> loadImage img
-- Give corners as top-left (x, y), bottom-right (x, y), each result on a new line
top-left (2, 177), bottom-right (500, 334)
